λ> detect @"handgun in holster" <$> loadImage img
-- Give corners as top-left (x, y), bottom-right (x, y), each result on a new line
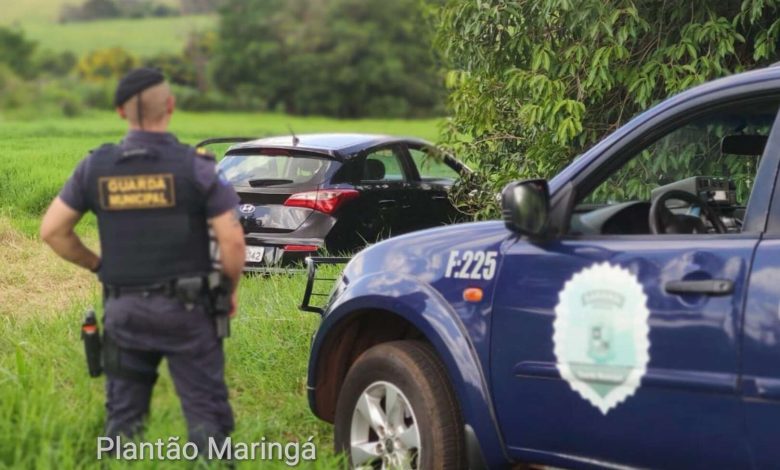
top-left (208, 272), bottom-right (233, 339)
top-left (81, 309), bottom-right (103, 378)
top-left (174, 276), bottom-right (207, 309)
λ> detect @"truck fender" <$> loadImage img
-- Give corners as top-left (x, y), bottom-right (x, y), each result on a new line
top-left (309, 271), bottom-right (509, 468)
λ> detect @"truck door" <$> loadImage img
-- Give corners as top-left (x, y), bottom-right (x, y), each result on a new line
top-left (740, 117), bottom-right (780, 468)
top-left (490, 99), bottom-right (780, 468)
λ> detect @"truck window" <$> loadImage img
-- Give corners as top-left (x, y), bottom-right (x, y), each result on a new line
top-left (571, 100), bottom-right (779, 235)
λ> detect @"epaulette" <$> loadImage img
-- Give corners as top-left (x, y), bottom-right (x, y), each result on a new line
top-left (193, 146), bottom-right (216, 161)
top-left (90, 143), bottom-right (115, 154)
top-left (119, 147), bottom-right (158, 161)
top-left (87, 143), bottom-right (117, 159)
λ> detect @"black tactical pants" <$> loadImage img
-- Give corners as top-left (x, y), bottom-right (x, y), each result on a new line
top-left (102, 292), bottom-right (234, 452)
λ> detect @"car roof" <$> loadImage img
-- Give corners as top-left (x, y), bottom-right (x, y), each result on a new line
top-left (228, 133), bottom-right (432, 159)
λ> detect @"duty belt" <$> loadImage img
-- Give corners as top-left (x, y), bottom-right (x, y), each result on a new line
top-left (103, 281), bottom-right (177, 298)
top-left (103, 273), bottom-right (215, 310)
top-left (103, 276), bottom-right (208, 300)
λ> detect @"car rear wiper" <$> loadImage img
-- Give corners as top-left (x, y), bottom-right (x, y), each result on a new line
top-left (248, 178), bottom-right (295, 187)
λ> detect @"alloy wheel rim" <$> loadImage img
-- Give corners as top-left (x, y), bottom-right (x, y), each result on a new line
top-left (349, 380), bottom-right (420, 469)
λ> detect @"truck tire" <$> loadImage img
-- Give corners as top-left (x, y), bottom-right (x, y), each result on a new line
top-left (334, 340), bottom-right (466, 469)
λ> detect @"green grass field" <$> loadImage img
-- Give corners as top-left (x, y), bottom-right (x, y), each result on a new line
top-left (3, 0), bottom-right (215, 56)
top-left (0, 112), bottom-right (439, 468)
top-left (23, 15), bottom-right (217, 56)
top-left (2, 0), bottom-right (180, 24)
top-left (0, 110), bottom-right (441, 235)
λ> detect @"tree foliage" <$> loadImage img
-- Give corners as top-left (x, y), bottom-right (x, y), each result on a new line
top-left (180, 0), bottom-right (223, 14)
top-left (214, 0), bottom-right (443, 118)
top-left (76, 47), bottom-right (138, 83)
top-left (60, 0), bottom-right (179, 23)
top-left (437, 0), bottom-right (780, 219)
top-left (0, 27), bottom-right (37, 79)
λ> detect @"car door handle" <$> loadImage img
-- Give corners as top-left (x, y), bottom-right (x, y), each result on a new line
top-left (664, 279), bottom-right (734, 296)
top-left (432, 195), bottom-right (448, 201)
top-left (378, 200), bottom-right (397, 209)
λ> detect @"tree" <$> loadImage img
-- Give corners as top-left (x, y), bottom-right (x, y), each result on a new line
top-left (0, 27), bottom-right (37, 78)
top-left (180, 0), bottom-right (222, 14)
top-left (436, 0), bottom-right (780, 219)
top-left (214, 0), bottom-right (443, 118)
top-left (60, 0), bottom-right (178, 22)
top-left (60, 0), bottom-right (121, 22)
top-left (184, 31), bottom-right (217, 92)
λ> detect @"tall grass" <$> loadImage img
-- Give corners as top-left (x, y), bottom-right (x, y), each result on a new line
top-left (22, 16), bottom-right (217, 56)
top-left (0, 274), bottom-right (344, 468)
top-left (0, 113), bottom-right (438, 468)
top-left (1, 0), bottom-right (180, 24)
top-left (0, 111), bottom-right (441, 235)
top-left (3, 0), bottom-right (205, 57)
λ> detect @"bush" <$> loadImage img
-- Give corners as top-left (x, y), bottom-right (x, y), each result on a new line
top-left (143, 53), bottom-right (198, 88)
top-left (0, 67), bottom-right (86, 118)
top-left (66, 79), bottom-right (115, 110)
top-left (0, 26), bottom-right (37, 79)
top-left (0, 65), bottom-right (31, 109)
top-left (180, 0), bottom-right (223, 14)
top-left (170, 84), bottom-right (265, 111)
top-left (60, 0), bottom-right (121, 22)
top-left (60, 0), bottom-right (179, 23)
top-left (76, 47), bottom-right (138, 83)
top-left (34, 50), bottom-right (78, 77)
top-left (40, 81), bottom-right (86, 117)
top-left (437, 0), bottom-right (780, 219)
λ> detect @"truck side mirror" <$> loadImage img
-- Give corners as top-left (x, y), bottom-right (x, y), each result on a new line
top-left (501, 179), bottom-right (550, 237)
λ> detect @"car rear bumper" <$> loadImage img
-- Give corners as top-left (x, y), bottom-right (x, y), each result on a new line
top-left (243, 234), bottom-right (324, 272)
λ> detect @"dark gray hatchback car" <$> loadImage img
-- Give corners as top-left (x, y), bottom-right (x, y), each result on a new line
top-left (214, 133), bottom-right (469, 272)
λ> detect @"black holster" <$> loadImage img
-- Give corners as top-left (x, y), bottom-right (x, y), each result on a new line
top-left (174, 276), bottom-right (208, 308)
top-left (207, 272), bottom-right (233, 339)
top-left (81, 310), bottom-right (103, 378)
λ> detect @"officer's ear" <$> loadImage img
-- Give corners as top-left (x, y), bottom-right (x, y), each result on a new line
top-left (166, 94), bottom-right (175, 116)
top-left (117, 106), bottom-right (128, 120)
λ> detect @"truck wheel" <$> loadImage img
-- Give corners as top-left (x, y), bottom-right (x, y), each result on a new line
top-left (334, 340), bottom-right (466, 469)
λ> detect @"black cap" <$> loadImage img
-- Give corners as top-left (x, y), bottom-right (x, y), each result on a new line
top-left (114, 67), bottom-right (165, 107)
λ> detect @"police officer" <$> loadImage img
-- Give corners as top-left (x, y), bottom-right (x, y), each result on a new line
top-left (40, 68), bottom-right (246, 453)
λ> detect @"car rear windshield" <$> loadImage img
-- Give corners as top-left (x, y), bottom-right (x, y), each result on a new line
top-left (219, 152), bottom-right (331, 187)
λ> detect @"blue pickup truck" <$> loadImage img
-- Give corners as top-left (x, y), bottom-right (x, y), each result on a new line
top-left (302, 66), bottom-right (780, 469)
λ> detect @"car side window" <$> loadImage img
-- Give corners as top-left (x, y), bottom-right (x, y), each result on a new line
top-left (361, 147), bottom-right (406, 182)
top-left (570, 100), bottom-right (779, 236)
top-left (409, 146), bottom-right (459, 181)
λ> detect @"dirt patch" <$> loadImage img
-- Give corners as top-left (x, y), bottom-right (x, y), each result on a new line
top-left (0, 220), bottom-right (98, 317)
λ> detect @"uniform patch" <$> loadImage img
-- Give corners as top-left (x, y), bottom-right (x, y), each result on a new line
top-left (553, 262), bottom-right (650, 414)
top-left (98, 174), bottom-right (175, 210)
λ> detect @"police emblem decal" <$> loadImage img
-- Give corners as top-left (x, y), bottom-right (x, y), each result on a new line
top-left (553, 262), bottom-right (650, 415)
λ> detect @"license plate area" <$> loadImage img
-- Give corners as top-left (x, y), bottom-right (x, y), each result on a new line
top-left (245, 246), bottom-right (265, 263)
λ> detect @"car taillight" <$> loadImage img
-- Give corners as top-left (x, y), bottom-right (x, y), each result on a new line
top-left (283, 189), bottom-right (360, 214)
top-left (284, 244), bottom-right (319, 252)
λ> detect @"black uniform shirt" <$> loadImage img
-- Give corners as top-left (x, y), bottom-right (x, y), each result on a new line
top-left (59, 130), bottom-right (239, 217)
